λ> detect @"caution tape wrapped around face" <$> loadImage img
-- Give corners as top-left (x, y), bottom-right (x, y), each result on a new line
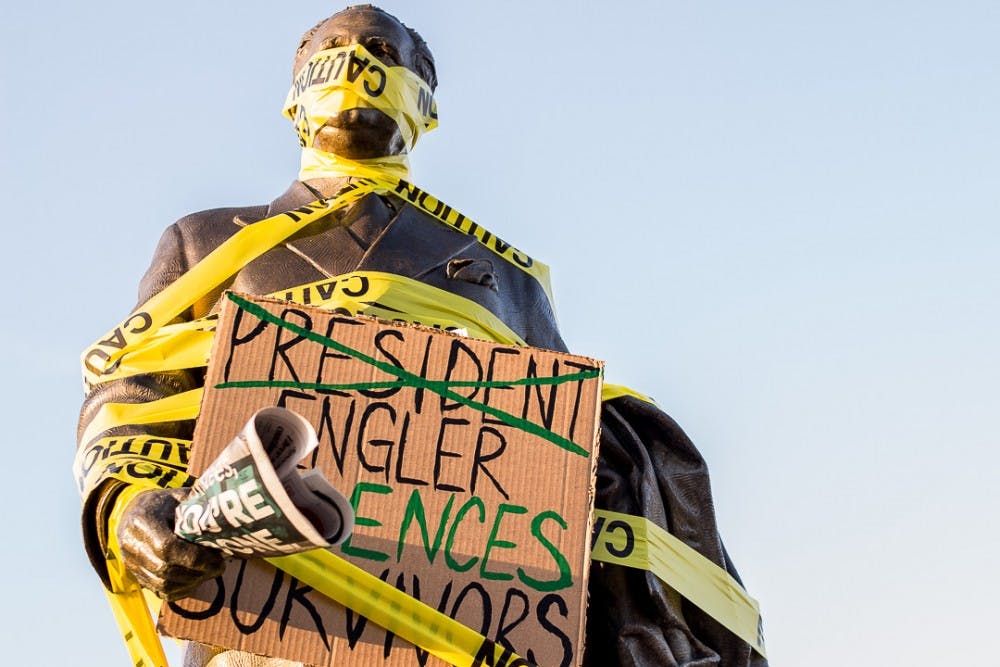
top-left (283, 44), bottom-right (438, 153)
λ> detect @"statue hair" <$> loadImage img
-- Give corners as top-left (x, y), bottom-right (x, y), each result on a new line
top-left (294, 5), bottom-right (437, 91)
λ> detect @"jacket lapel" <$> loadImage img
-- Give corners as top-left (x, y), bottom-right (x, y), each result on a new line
top-left (356, 202), bottom-right (478, 279)
top-left (237, 182), bottom-right (474, 282)
top-left (243, 181), bottom-right (398, 279)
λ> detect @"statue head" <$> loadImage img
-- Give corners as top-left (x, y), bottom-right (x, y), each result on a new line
top-left (293, 5), bottom-right (436, 159)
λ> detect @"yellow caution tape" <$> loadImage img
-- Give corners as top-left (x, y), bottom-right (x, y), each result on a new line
top-left (82, 319), bottom-right (216, 383)
top-left (601, 383), bottom-right (657, 405)
top-left (269, 551), bottom-right (530, 667)
top-left (104, 586), bottom-right (168, 667)
top-left (283, 44), bottom-right (438, 152)
top-left (277, 272), bottom-right (523, 338)
top-left (299, 147), bottom-right (412, 181)
top-left (591, 510), bottom-right (766, 658)
top-left (90, 272), bottom-right (530, 386)
top-left (79, 389), bottom-right (204, 448)
top-left (74, 435), bottom-right (194, 500)
top-left (105, 485), bottom-right (172, 667)
top-left (94, 319), bottom-right (218, 383)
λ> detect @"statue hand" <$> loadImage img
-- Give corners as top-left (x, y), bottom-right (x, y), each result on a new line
top-left (116, 488), bottom-right (227, 600)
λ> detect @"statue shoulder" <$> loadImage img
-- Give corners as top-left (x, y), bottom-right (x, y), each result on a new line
top-left (136, 203), bottom-right (268, 310)
top-left (170, 204), bottom-right (270, 261)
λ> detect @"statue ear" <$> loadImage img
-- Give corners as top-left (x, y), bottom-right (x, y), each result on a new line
top-left (296, 39), bottom-right (309, 60)
top-left (293, 20), bottom-right (325, 78)
top-left (293, 41), bottom-right (309, 78)
top-left (414, 54), bottom-right (437, 91)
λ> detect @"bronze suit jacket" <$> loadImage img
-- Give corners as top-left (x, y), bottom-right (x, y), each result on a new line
top-left (78, 182), bottom-right (765, 667)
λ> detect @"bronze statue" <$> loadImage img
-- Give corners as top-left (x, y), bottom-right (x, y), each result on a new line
top-left (77, 5), bottom-right (765, 666)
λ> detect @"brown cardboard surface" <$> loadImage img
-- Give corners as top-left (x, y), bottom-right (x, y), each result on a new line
top-left (159, 293), bottom-right (603, 667)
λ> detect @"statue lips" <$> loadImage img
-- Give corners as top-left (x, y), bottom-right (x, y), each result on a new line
top-left (315, 106), bottom-right (403, 158)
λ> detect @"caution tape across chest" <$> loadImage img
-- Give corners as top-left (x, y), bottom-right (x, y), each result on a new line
top-left (84, 272), bottom-right (523, 388)
top-left (81, 180), bottom-right (553, 391)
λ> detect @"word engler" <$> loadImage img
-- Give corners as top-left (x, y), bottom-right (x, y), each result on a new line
top-left (159, 293), bottom-right (605, 667)
top-left (175, 407), bottom-right (354, 557)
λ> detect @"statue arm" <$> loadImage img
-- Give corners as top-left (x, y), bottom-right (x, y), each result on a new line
top-left (77, 222), bottom-right (224, 597)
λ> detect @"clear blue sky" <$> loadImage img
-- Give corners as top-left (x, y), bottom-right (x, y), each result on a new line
top-left (2, 1), bottom-right (997, 664)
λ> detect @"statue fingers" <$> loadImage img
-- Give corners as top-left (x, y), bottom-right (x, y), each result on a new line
top-left (128, 559), bottom-right (219, 601)
top-left (162, 533), bottom-right (227, 576)
top-left (118, 488), bottom-right (187, 549)
top-left (116, 487), bottom-right (225, 592)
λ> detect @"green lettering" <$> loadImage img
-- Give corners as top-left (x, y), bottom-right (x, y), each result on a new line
top-left (480, 503), bottom-right (528, 581)
top-left (396, 489), bottom-right (455, 563)
top-left (444, 496), bottom-right (486, 572)
top-left (518, 510), bottom-right (573, 592)
top-left (340, 482), bottom-right (392, 562)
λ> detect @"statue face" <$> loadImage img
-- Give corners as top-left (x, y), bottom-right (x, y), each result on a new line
top-left (301, 8), bottom-right (422, 159)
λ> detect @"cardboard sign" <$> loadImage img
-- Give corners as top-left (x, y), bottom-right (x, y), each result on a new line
top-left (159, 293), bottom-right (604, 667)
